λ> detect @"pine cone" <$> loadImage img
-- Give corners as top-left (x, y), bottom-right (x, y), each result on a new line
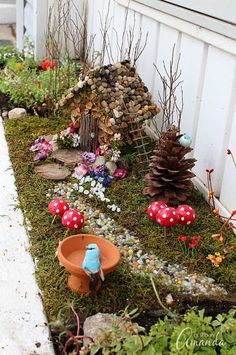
top-left (143, 127), bottom-right (196, 205)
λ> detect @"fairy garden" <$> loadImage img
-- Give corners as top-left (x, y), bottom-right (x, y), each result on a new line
top-left (1, 2), bottom-right (236, 354)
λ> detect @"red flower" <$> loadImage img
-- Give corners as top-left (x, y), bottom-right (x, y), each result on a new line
top-left (113, 168), bottom-right (127, 179)
top-left (227, 149), bottom-right (232, 155)
top-left (191, 236), bottom-right (202, 241)
top-left (199, 245), bottom-right (204, 250)
top-left (188, 240), bottom-right (198, 248)
top-left (231, 210), bottom-right (236, 217)
top-left (177, 236), bottom-right (187, 242)
top-left (42, 59), bottom-right (56, 71)
top-left (227, 222), bottom-right (234, 231)
top-left (69, 123), bottom-right (76, 134)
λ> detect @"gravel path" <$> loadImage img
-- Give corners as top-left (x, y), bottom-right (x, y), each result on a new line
top-left (49, 181), bottom-right (227, 298)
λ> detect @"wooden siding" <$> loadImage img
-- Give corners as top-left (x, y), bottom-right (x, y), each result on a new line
top-left (87, 0), bottom-right (236, 217)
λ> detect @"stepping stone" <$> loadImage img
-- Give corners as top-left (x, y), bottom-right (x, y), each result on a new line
top-left (51, 149), bottom-right (82, 167)
top-left (34, 163), bottom-right (70, 180)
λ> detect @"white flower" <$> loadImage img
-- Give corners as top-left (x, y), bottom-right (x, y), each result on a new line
top-left (111, 206), bottom-right (117, 212)
top-left (91, 180), bottom-right (96, 187)
top-left (105, 198), bottom-right (110, 203)
top-left (79, 186), bottom-right (84, 193)
top-left (113, 133), bottom-right (121, 141)
top-left (84, 190), bottom-right (89, 195)
top-left (89, 194), bottom-right (93, 198)
top-left (117, 207), bottom-right (121, 212)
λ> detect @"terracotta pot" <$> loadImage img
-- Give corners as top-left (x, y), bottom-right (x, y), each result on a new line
top-left (57, 234), bottom-right (121, 295)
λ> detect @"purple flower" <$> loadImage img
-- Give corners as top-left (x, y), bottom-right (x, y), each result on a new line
top-left (81, 152), bottom-right (96, 165)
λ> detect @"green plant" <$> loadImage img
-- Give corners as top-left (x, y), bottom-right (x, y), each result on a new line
top-left (0, 46), bottom-right (24, 67)
top-left (89, 307), bottom-right (236, 355)
top-left (0, 62), bottom-right (78, 114)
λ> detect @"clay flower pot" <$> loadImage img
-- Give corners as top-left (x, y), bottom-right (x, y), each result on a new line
top-left (57, 234), bottom-right (121, 294)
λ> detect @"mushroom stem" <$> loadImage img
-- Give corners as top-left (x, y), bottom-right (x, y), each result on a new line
top-left (64, 229), bottom-right (69, 238)
top-left (51, 215), bottom-right (57, 225)
top-left (164, 226), bottom-right (167, 237)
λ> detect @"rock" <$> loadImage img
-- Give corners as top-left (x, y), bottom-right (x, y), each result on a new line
top-left (8, 108), bottom-right (27, 119)
top-left (34, 163), bottom-right (70, 180)
top-left (105, 161), bottom-right (117, 175)
top-left (83, 313), bottom-right (118, 345)
top-left (51, 149), bottom-right (82, 167)
top-left (109, 118), bottom-right (115, 125)
top-left (2, 111), bottom-right (8, 119)
top-left (93, 155), bottom-right (106, 168)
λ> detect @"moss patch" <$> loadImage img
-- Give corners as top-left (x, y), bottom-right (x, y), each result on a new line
top-left (4, 116), bottom-right (171, 323)
top-left (4, 116), bottom-right (236, 326)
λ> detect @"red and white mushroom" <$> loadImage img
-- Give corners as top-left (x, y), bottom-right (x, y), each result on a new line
top-left (62, 209), bottom-right (84, 230)
top-left (176, 205), bottom-right (196, 226)
top-left (48, 199), bottom-right (69, 217)
top-left (156, 207), bottom-right (179, 227)
top-left (147, 201), bottom-right (167, 221)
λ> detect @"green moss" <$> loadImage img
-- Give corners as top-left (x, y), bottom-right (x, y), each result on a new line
top-left (5, 115), bottom-right (236, 325)
top-left (4, 116), bottom-right (170, 322)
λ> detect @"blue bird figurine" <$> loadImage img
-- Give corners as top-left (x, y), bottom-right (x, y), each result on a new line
top-left (82, 243), bottom-right (104, 295)
top-left (179, 133), bottom-right (192, 148)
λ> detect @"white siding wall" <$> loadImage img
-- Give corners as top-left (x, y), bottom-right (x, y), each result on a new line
top-left (87, 0), bottom-right (236, 216)
top-left (17, 0), bottom-right (84, 58)
top-left (16, 0), bottom-right (236, 216)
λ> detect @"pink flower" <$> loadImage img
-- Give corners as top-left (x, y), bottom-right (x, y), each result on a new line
top-left (95, 147), bottom-right (101, 156)
top-left (72, 163), bottom-right (89, 179)
top-left (113, 168), bottom-right (127, 179)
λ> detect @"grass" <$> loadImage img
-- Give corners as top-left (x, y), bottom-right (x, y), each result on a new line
top-left (4, 115), bottom-right (236, 326)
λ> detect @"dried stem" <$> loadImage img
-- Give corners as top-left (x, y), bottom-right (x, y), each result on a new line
top-left (153, 45), bottom-right (183, 136)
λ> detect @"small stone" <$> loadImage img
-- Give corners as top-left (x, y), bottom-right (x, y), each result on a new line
top-left (101, 100), bottom-right (107, 108)
top-left (2, 111), bottom-right (8, 119)
top-left (83, 313), bottom-right (119, 346)
top-left (109, 118), bottom-right (115, 125)
top-left (8, 108), bottom-right (27, 119)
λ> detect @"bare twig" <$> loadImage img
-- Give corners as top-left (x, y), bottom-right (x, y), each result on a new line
top-left (153, 45), bottom-right (184, 136)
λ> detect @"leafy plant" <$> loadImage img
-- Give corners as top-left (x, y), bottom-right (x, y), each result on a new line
top-left (89, 307), bottom-right (236, 355)
top-left (0, 46), bottom-right (24, 67)
top-left (0, 61), bottom-right (78, 114)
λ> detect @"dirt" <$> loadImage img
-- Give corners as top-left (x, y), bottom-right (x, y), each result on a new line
top-left (0, 91), bottom-right (12, 114)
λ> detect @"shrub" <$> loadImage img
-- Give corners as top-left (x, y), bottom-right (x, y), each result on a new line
top-left (0, 59), bottom-right (78, 114)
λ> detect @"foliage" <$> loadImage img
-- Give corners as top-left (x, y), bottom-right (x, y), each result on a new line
top-left (0, 45), bottom-right (24, 67)
top-left (0, 58), bottom-right (78, 114)
top-left (90, 307), bottom-right (236, 355)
